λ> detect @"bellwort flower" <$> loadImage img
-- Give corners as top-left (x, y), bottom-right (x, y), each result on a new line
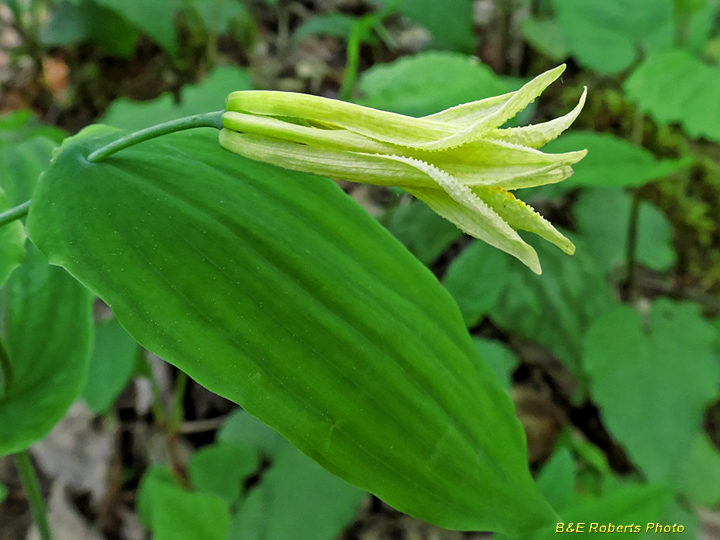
top-left (219, 64), bottom-right (587, 274)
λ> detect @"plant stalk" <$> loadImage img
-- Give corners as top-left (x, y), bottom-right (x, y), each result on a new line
top-left (87, 111), bottom-right (225, 163)
top-left (625, 188), bottom-right (642, 303)
top-left (0, 200), bottom-right (31, 227)
top-left (14, 450), bottom-right (53, 540)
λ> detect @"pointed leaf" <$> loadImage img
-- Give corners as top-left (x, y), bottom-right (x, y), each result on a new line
top-left (27, 126), bottom-right (555, 534)
top-left (0, 243), bottom-right (94, 456)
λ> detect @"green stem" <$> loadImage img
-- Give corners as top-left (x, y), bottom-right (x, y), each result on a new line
top-left (15, 450), bottom-right (53, 540)
top-left (625, 188), bottom-right (643, 303)
top-left (87, 111), bottom-right (225, 163)
top-left (169, 370), bottom-right (188, 432)
top-left (0, 200), bottom-right (31, 227)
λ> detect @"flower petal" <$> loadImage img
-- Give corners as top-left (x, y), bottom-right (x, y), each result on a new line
top-left (374, 155), bottom-right (542, 273)
top-left (472, 186), bottom-right (575, 254)
top-left (421, 65), bottom-right (566, 130)
top-left (219, 130), bottom-right (438, 187)
top-left (488, 87), bottom-right (588, 148)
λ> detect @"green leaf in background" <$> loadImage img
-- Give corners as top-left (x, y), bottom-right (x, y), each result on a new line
top-left (676, 432), bottom-right (720, 506)
top-left (0, 132), bottom-right (93, 457)
top-left (443, 240), bottom-right (510, 327)
top-left (92, 0), bottom-right (178, 57)
top-left (539, 484), bottom-right (672, 539)
top-left (219, 408), bottom-right (288, 459)
top-left (138, 465), bottom-right (230, 540)
top-left (293, 12), bottom-right (358, 42)
top-left (0, 186), bottom-right (25, 288)
top-left (521, 17), bottom-right (569, 61)
top-left (82, 317), bottom-right (139, 413)
top-left (373, 0), bottom-right (476, 52)
top-left (188, 442), bottom-right (259, 505)
top-left (624, 49), bottom-right (720, 143)
top-left (489, 235), bottom-right (615, 377)
top-left (0, 111), bottom-right (66, 146)
top-left (28, 127), bottom-right (555, 534)
top-left (584, 300), bottom-right (720, 486)
top-left (384, 199), bottom-right (463, 266)
top-left (190, 0), bottom-right (252, 35)
top-left (102, 66), bottom-right (252, 130)
top-left (0, 137), bottom-right (61, 205)
top-left (224, 412), bottom-right (366, 540)
top-left (471, 338), bottom-right (518, 390)
top-left (535, 447), bottom-right (576, 514)
top-left (40, 0), bottom-right (138, 58)
top-left (574, 188), bottom-right (676, 274)
top-left (552, 0), bottom-right (674, 74)
top-left (357, 52), bottom-right (507, 116)
top-left (543, 132), bottom-right (691, 188)
top-left (0, 243), bottom-right (94, 456)
top-left (0, 482), bottom-right (6, 504)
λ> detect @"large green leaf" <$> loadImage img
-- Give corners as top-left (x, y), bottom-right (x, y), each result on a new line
top-left (488, 235), bottom-right (616, 377)
top-left (552, 0), bottom-right (674, 74)
top-left (223, 412), bottom-right (365, 540)
top-left (543, 132), bottom-right (691, 188)
top-left (384, 199), bottom-right (462, 266)
top-left (373, 0), bottom-right (476, 52)
top-left (0, 243), bottom-right (94, 456)
top-left (624, 49), bottom-right (720, 142)
top-left (40, 0), bottom-right (138, 58)
top-left (138, 465), bottom-right (230, 540)
top-left (82, 317), bottom-right (139, 413)
top-left (574, 188), bottom-right (676, 274)
top-left (188, 442), bottom-right (259, 505)
top-left (27, 126), bottom-right (555, 534)
top-left (0, 133), bottom-right (93, 456)
top-left (0, 186), bottom-right (24, 288)
top-left (92, 0), bottom-right (178, 56)
top-left (443, 240), bottom-right (510, 327)
top-left (584, 300), bottom-right (720, 485)
top-left (356, 52), bottom-right (507, 116)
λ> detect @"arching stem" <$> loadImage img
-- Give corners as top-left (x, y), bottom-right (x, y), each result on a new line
top-left (0, 200), bottom-right (31, 227)
top-left (87, 111), bottom-right (225, 163)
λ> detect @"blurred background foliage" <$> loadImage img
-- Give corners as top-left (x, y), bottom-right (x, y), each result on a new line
top-left (1, 0), bottom-right (720, 538)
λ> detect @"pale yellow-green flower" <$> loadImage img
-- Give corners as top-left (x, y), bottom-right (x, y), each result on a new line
top-left (219, 64), bottom-right (587, 274)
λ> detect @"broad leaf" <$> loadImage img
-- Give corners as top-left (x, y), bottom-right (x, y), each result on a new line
top-left (93, 0), bottom-right (179, 57)
top-left (584, 300), bottom-right (720, 484)
top-left (373, 0), bottom-right (476, 52)
top-left (82, 317), bottom-right (139, 413)
top-left (489, 235), bottom-right (615, 377)
top-left (225, 412), bottom-right (365, 540)
top-left (357, 52), bottom-right (507, 116)
top-left (40, 0), bottom-right (138, 58)
top-left (384, 199), bottom-right (462, 265)
top-left (0, 243), bottom-right (94, 456)
top-left (521, 17), bottom-right (569, 61)
top-left (574, 188), bottom-right (676, 274)
top-left (443, 240), bottom-right (510, 327)
top-left (535, 447), bottom-right (576, 514)
top-left (188, 442), bottom-right (259, 505)
top-left (543, 132), bottom-right (691, 188)
top-left (0, 134), bottom-right (93, 456)
top-left (625, 49), bottom-right (720, 143)
top-left (27, 126), bottom-right (555, 534)
top-left (471, 338), bottom-right (517, 390)
top-left (293, 12), bottom-right (357, 42)
top-left (0, 186), bottom-right (24, 288)
top-left (552, 0), bottom-right (674, 74)
top-left (138, 465), bottom-right (230, 540)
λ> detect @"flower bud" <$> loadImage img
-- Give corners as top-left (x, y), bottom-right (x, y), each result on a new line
top-left (220, 64), bottom-right (587, 274)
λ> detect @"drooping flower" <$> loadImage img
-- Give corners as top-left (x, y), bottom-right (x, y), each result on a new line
top-left (219, 64), bottom-right (587, 274)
